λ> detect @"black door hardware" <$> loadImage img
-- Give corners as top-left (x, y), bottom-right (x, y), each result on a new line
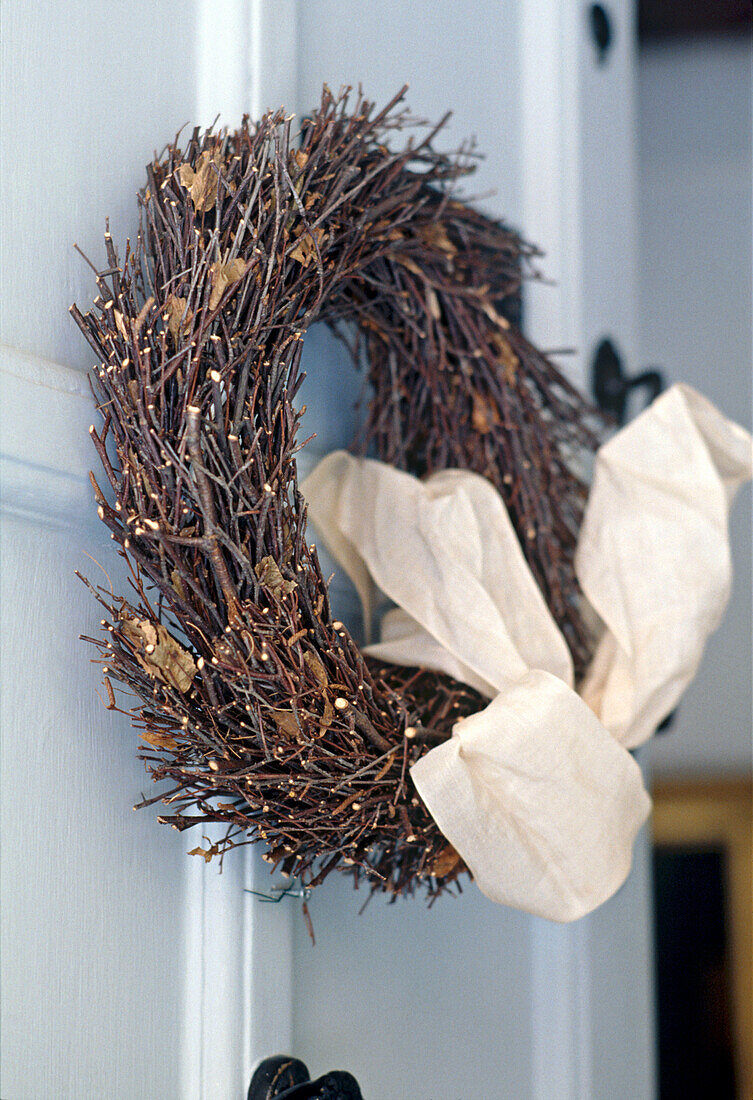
top-left (249, 1055), bottom-right (364, 1100)
top-left (591, 337), bottom-right (664, 427)
top-left (589, 4), bottom-right (614, 65)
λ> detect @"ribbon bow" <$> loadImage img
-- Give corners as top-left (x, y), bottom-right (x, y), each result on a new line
top-left (301, 385), bottom-right (752, 921)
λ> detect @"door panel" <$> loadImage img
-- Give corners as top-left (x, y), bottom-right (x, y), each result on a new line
top-left (0, 357), bottom-right (187, 1098)
top-left (291, 882), bottom-right (534, 1099)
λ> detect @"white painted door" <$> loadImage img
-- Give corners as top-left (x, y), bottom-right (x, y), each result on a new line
top-left (0, 3), bottom-right (653, 1098)
top-left (290, 3), bottom-right (654, 1099)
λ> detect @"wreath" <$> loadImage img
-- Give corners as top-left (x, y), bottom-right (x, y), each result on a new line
top-left (72, 87), bottom-right (750, 917)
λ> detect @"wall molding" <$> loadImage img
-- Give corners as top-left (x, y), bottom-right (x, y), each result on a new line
top-left (249, 0), bottom-right (299, 120)
top-left (518, 11), bottom-right (593, 1094)
top-left (193, 6), bottom-right (301, 1092)
top-left (182, 837), bottom-right (295, 1099)
top-left (195, 0), bottom-right (299, 130)
top-left (0, 345), bottom-right (94, 526)
top-left (520, 6), bottom-right (653, 1097)
top-left (519, 0), bottom-right (585, 387)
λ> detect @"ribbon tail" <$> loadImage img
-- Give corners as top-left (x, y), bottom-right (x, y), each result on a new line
top-left (411, 670), bottom-right (651, 922)
top-left (576, 384), bottom-right (753, 747)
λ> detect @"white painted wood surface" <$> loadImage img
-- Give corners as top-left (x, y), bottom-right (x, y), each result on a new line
top-left (1, 2), bottom-right (656, 1097)
top-left (0, 348), bottom-right (188, 1098)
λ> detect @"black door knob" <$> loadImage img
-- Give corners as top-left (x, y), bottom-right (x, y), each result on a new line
top-left (249, 1056), bottom-right (311, 1100)
top-left (249, 1056), bottom-right (364, 1100)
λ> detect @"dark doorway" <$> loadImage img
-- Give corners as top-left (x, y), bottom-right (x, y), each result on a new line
top-left (653, 846), bottom-right (737, 1099)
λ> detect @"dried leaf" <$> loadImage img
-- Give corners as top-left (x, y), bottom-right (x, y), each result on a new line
top-left (489, 330), bottom-right (518, 384)
top-left (303, 651), bottom-right (328, 688)
top-left (120, 616), bottom-right (197, 693)
top-left (164, 295), bottom-right (193, 343)
top-left (374, 749), bottom-right (398, 782)
top-left (289, 226), bottom-right (326, 267)
top-left (430, 844), bottom-right (463, 878)
top-left (188, 844), bottom-right (219, 863)
top-left (88, 470), bottom-right (106, 506)
top-left (292, 651), bottom-right (334, 737)
top-left (178, 152), bottom-right (221, 212)
top-left (280, 518), bottom-right (295, 566)
top-left (209, 257), bottom-right (248, 311)
top-left (212, 635), bottom-right (239, 666)
top-left (271, 709), bottom-right (302, 740)
top-left (170, 569), bottom-right (187, 602)
top-left (255, 555), bottom-right (297, 597)
top-left (295, 150), bottom-right (309, 169)
top-left (332, 788), bottom-right (364, 817)
top-left (471, 391), bottom-right (501, 434)
top-left (140, 730), bottom-right (179, 751)
top-left (133, 295), bottom-right (155, 335)
top-left (418, 222), bottom-right (457, 256)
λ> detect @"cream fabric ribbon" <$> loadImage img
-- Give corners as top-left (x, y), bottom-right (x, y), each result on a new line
top-left (300, 384), bottom-right (752, 921)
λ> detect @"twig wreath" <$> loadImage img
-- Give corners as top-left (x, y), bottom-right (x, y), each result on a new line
top-left (71, 86), bottom-right (751, 916)
top-left (71, 86), bottom-right (595, 896)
